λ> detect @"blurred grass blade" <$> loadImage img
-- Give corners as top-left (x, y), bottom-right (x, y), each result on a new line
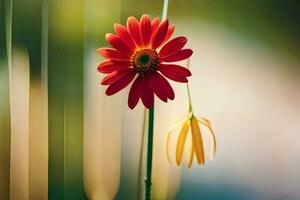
top-left (152, 103), bottom-right (181, 200)
top-left (83, 51), bottom-right (122, 199)
top-left (83, 0), bottom-right (122, 199)
top-left (48, 0), bottom-right (87, 198)
top-left (29, 80), bottom-right (48, 200)
top-left (0, 0), bottom-right (12, 198)
top-left (11, 0), bottom-right (49, 198)
top-left (9, 48), bottom-right (30, 200)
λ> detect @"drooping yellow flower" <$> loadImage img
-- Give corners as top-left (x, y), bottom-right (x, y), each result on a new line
top-left (166, 59), bottom-right (216, 167)
top-left (166, 112), bottom-right (216, 167)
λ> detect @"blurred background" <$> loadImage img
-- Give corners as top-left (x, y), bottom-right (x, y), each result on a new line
top-left (0, 0), bottom-right (300, 199)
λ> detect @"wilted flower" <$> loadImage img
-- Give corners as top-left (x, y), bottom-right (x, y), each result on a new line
top-left (97, 15), bottom-right (193, 109)
top-left (166, 111), bottom-right (216, 167)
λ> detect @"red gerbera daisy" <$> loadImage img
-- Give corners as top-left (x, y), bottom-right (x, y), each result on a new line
top-left (97, 15), bottom-right (193, 109)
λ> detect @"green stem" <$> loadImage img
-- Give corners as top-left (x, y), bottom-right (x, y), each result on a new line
top-left (0, 0), bottom-right (12, 198)
top-left (161, 0), bottom-right (169, 20)
top-left (187, 82), bottom-right (193, 113)
top-left (145, 106), bottom-right (154, 200)
top-left (186, 59), bottom-right (193, 114)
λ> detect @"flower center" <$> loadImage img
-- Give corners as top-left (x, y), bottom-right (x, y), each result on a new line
top-left (138, 54), bottom-right (150, 65)
top-left (131, 49), bottom-right (159, 75)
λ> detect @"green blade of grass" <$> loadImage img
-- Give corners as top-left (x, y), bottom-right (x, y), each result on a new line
top-left (48, 0), bottom-right (87, 199)
top-left (0, 0), bottom-right (12, 198)
top-left (11, 0), bottom-right (48, 198)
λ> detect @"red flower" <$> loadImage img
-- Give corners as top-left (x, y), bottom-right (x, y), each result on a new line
top-left (97, 15), bottom-right (193, 109)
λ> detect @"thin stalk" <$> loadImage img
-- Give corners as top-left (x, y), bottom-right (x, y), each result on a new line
top-left (0, 0), bottom-right (13, 198)
top-left (145, 106), bottom-right (154, 200)
top-left (137, 108), bottom-right (147, 200)
top-left (187, 82), bottom-right (193, 113)
top-left (186, 59), bottom-right (193, 114)
top-left (161, 0), bottom-right (169, 20)
top-left (5, 0), bottom-right (12, 73)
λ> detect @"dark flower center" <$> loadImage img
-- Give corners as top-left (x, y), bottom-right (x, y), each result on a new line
top-left (131, 49), bottom-right (159, 75)
top-left (138, 54), bottom-right (150, 65)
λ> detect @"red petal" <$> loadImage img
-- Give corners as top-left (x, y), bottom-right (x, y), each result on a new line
top-left (140, 15), bottom-right (152, 47)
top-left (159, 37), bottom-right (187, 58)
top-left (101, 68), bottom-right (134, 85)
top-left (114, 23), bottom-right (136, 50)
top-left (151, 19), bottom-right (169, 49)
top-left (127, 16), bottom-right (143, 47)
top-left (149, 71), bottom-right (175, 101)
top-left (149, 72), bottom-right (167, 102)
top-left (161, 74), bottom-right (188, 83)
top-left (97, 48), bottom-right (131, 61)
top-left (159, 64), bottom-right (191, 77)
top-left (159, 64), bottom-right (191, 83)
top-left (106, 70), bottom-right (136, 96)
top-left (106, 33), bottom-right (133, 55)
top-left (161, 49), bottom-right (193, 62)
top-left (141, 75), bottom-right (154, 108)
top-left (151, 17), bottom-right (160, 39)
top-left (128, 76), bottom-right (144, 109)
top-left (163, 24), bottom-right (175, 43)
top-left (97, 60), bottom-right (131, 74)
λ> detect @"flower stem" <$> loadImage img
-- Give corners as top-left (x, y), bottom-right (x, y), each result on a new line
top-left (161, 0), bottom-right (169, 20)
top-left (187, 82), bottom-right (193, 113)
top-left (186, 59), bottom-right (193, 114)
top-left (145, 106), bottom-right (154, 200)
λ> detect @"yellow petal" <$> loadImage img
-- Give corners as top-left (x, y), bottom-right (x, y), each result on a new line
top-left (166, 132), bottom-right (172, 163)
top-left (188, 138), bottom-right (194, 168)
top-left (191, 116), bottom-right (205, 165)
top-left (196, 116), bottom-right (211, 126)
top-left (166, 115), bottom-right (189, 163)
top-left (167, 115), bottom-right (189, 132)
top-left (197, 117), bottom-right (216, 161)
top-left (175, 119), bottom-right (190, 166)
